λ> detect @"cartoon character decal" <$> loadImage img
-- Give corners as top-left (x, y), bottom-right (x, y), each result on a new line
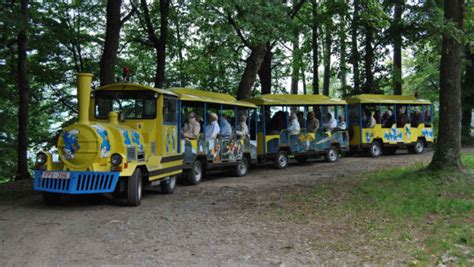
top-left (121, 129), bottom-right (132, 146)
top-left (383, 128), bottom-right (403, 142)
top-left (421, 128), bottom-right (434, 139)
top-left (62, 129), bottom-right (80, 160)
top-left (405, 126), bottom-right (411, 140)
top-left (365, 131), bottom-right (374, 143)
top-left (131, 130), bottom-right (144, 152)
top-left (92, 124), bottom-right (111, 158)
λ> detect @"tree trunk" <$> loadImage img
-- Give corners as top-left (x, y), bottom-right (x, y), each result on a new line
top-left (237, 44), bottom-right (268, 100)
top-left (430, 0), bottom-right (464, 171)
top-left (363, 25), bottom-right (374, 93)
top-left (15, 0), bottom-right (30, 181)
top-left (323, 26), bottom-right (331, 96)
top-left (351, 0), bottom-right (360, 94)
top-left (462, 49), bottom-right (474, 140)
top-left (258, 42), bottom-right (272, 94)
top-left (291, 33), bottom-right (300, 94)
top-left (393, 0), bottom-right (403, 95)
top-left (99, 0), bottom-right (123, 86)
top-left (155, 0), bottom-right (169, 88)
top-left (339, 12), bottom-right (347, 95)
top-left (311, 0), bottom-right (319, 95)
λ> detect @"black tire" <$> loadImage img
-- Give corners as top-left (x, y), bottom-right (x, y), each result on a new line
top-left (411, 139), bottom-right (425, 154)
top-left (233, 156), bottom-right (249, 177)
top-left (369, 141), bottom-right (383, 158)
top-left (127, 168), bottom-right (143, 207)
top-left (161, 175), bottom-right (177, 194)
top-left (273, 150), bottom-right (289, 169)
top-left (325, 145), bottom-right (339, 163)
top-left (384, 147), bottom-right (397, 155)
top-left (186, 160), bottom-right (203, 185)
top-left (42, 192), bottom-right (61, 205)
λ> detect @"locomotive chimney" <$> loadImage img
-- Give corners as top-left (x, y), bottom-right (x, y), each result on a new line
top-left (76, 73), bottom-right (93, 125)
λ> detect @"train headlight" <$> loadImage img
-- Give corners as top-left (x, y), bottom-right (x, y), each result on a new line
top-left (111, 153), bottom-right (123, 166)
top-left (36, 152), bottom-right (48, 165)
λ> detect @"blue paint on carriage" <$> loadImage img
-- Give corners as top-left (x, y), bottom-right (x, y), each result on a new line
top-left (34, 170), bottom-right (120, 194)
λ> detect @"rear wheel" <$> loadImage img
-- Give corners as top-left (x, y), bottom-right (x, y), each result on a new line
top-left (233, 156), bottom-right (249, 177)
top-left (369, 141), bottom-right (383, 158)
top-left (273, 150), bottom-right (289, 169)
top-left (127, 168), bottom-right (143, 207)
top-left (325, 146), bottom-right (339, 163)
top-left (161, 176), bottom-right (177, 194)
top-left (42, 192), bottom-right (61, 205)
top-left (410, 139), bottom-right (425, 154)
top-left (186, 160), bottom-right (203, 185)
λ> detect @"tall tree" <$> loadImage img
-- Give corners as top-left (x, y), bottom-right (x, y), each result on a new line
top-left (350, 0), bottom-right (361, 93)
top-left (392, 0), bottom-right (404, 95)
top-left (311, 0), bottom-right (320, 95)
top-left (15, 0), bottom-right (30, 181)
top-left (99, 0), bottom-right (135, 86)
top-left (322, 24), bottom-right (331, 96)
top-left (462, 48), bottom-right (474, 140)
top-left (430, 0), bottom-right (464, 171)
top-left (363, 22), bottom-right (374, 93)
top-left (139, 0), bottom-right (169, 88)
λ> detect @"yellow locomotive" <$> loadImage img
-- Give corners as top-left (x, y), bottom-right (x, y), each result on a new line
top-left (34, 73), bottom-right (182, 206)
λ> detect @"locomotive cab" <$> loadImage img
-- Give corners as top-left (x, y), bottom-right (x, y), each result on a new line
top-left (34, 73), bottom-right (182, 206)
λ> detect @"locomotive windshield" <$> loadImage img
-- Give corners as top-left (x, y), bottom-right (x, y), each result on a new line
top-left (95, 90), bottom-right (157, 119)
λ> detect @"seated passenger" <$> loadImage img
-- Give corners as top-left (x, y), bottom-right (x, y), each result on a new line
top-left (269, 111), bottom-right (286, 134)
top-left (424, 109), bottom-right (431, 126)
top-left (397, 107), bottom-right (408, 127)
top-left (288, 113), bottom-right (300, 135)
top-left (374, 109), bottom-right (382, 124)
top-left (411, 107), bottom-right (421, 127)
top-left (338, 115), bottom-right (347, 130)
top-left (182, 112), bottom-right (200, 139)
top-left (323, 113), bottom-right (337, 130)
top-left (236, 114), bottom-right (249, 137)
top-left (306, 111), bottom-right (320, 132)
top-left (364, 110), bottom-right (376, 128)
top-left (205, 112), bottom-right (220, 140)
top-left (382, 110), bottom-right (394, 128)
top-left (219, 114), bottom-right (232, 138)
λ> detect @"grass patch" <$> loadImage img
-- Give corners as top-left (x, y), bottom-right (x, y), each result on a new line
top-left (278, 153), bottom-right (474, 265)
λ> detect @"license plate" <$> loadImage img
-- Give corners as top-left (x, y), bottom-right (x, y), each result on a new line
top-left (42, 171), bottom-right (71, 179)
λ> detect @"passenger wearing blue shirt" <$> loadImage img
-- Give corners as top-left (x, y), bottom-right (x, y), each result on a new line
top-left (220, 114), bottom-right (232, 138)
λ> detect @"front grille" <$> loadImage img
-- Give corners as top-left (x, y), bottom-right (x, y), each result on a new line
top-left (34, 171), bottom-right (120, 194)
top-left (127, 146), bottom-right (137, 161)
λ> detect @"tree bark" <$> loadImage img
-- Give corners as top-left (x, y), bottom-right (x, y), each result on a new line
top-left (323, 26), bottom-right (331, 96)
top-left (351, 0), bottom-right (361, 94)
top-left (339, 12), bottom-right (347, 95)
top-left (311, 0), bottom-right (319, 95)
top-left (237, 44), bottom-right (268, 100)
top-left (140, 0), bottom-right (169, 88)
top-left (462, 48), bottom-right (474, 140)
top-left (15, 0), bottom-right (30, 181)
top-left (363, 25), bottom-right (374, 93)
top-left (291, 33), bottom-right (300, 94)
top-left (393, 0), bottom-right (403, 95)
top-left (99, 0), bottom-right (123, 86)
top-left (430, 0), bottom-right (464, 171)
top-left (258, 42), bottom-right (272, 94)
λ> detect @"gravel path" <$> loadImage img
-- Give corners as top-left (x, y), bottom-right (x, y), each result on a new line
top-left (0, 149), bottom-right (444, 266)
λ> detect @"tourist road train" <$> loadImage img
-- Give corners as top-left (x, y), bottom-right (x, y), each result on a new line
top-left (33, 73), bottom-right (434, 206)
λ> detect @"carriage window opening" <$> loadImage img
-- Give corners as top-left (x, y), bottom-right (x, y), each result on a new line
top-left (163, 97), bottom-right (178, 123)
top-left (95, 90), bottom-right (156, 119)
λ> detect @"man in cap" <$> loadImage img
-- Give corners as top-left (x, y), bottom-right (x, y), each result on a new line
top-left (183, 112), bottom-right (201, 139)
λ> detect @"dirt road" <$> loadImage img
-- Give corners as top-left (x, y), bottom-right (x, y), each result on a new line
top-left (0, 150), bottom-right (438, 266)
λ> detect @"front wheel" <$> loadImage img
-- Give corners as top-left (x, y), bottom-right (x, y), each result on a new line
top-left (325, 146), bottom-right (339, 163)
top-left (161, 176), bottom-right (177, 194)
top-left (369, 141), bottom-right (383, 158)
top-left (233, 156), bottom-right (249, 177)
top-left (273, 150), bottom-right (289, 169)
top-left (42, 192), bottom-right (61, 205)
top-left (127, 168), bottom-right (143, 206)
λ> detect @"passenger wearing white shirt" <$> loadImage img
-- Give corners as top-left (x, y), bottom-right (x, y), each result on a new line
top-left (205, 112), bottom-right (220, 140)
top-left (288, 113), bottom-right (300, 135)
top-left (338, 115), bottom-right (347, 130)
top-left (323, 113), bottom-right (337, 130)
